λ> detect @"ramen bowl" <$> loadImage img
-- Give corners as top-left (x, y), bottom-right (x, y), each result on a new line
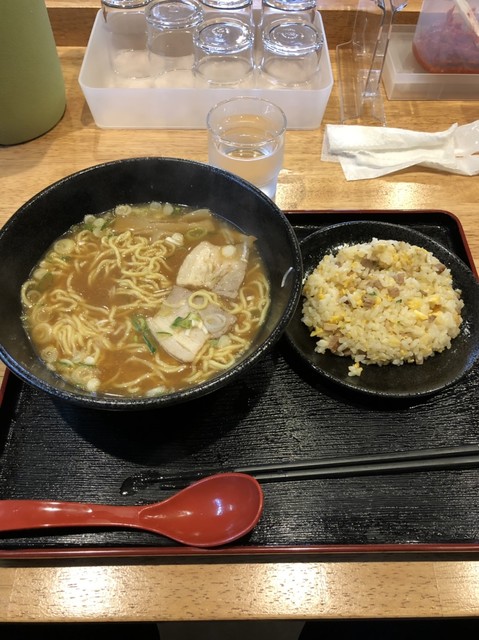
top-left (0, 157), bottom-right (302, 411)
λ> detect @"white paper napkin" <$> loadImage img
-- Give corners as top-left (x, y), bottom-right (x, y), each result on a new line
top-left (322, 120), bottom-right (479, 181)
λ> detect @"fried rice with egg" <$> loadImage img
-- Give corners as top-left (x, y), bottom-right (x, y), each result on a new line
top-left (301, 238), bottom-right (464, 377)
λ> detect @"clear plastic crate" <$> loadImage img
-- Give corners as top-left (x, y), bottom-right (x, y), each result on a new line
top-left (79, 9), bottom-right (333, 129)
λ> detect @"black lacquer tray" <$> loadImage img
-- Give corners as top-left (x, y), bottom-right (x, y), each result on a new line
top-left (1, 210), bottom-right (479, 559)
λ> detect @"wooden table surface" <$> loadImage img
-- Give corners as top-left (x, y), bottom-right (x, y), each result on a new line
top-left (1, 1), bottom-right (479, 624)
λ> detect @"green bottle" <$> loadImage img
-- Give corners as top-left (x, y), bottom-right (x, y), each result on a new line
top-left (0, 0), bottom-right (66, 145)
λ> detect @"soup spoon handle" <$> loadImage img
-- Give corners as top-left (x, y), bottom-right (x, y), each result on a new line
top-left (0, 500), bottom-right (141, 533)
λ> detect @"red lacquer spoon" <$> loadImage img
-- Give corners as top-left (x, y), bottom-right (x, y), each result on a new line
top-left (0, 473), bottom-right (263, 548)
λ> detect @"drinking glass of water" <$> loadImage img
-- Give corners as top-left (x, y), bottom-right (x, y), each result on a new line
top-left (206, 96), bottom-right (287, 200)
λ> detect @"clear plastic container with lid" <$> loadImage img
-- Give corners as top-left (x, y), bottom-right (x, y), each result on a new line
top-left (146, 0), bottom-right (204, 76)
top-left (260, 19), bottom-right (323, 86)
top-left (101, 0), bottom-right (151, 78)
top-left (193, 18), bottom-right (254, 86)
top-left (412, 0), bottom-right (479, 73)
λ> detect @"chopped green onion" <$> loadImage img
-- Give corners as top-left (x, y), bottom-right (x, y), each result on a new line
top-left (36, 270), bottom-right (53, 292)
top-left (58, 359), bottom-right (73, 368)
top-left (131, 314), bottom-right (157, 354)
top-left (171, 313), bottom-right (199, 330)
top-left (186, 227), bottom-right (207, 240)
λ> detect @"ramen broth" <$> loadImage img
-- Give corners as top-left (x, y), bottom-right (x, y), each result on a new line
top-left (21, 202), bottom-right (270, 397)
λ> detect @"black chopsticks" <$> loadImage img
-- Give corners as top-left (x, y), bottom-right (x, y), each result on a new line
top-left (120, 444), bottom-right (479, 494)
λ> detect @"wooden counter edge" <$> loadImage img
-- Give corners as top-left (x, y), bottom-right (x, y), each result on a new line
top-left (2, 557), bottom-right (479, 622)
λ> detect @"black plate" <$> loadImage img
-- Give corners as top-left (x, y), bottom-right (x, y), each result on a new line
top-left (285, 220), bottom-right (479, 400)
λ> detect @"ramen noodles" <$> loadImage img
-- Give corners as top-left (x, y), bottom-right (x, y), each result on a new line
top-left (21, 202), bottom-right (270, 397)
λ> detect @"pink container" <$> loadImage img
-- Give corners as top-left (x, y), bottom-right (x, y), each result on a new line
top-left (412, 0), bottom-right (479, 73)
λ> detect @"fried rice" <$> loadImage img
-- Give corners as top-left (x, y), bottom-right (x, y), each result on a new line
top-left (301, 238), bottom-right (464, 377)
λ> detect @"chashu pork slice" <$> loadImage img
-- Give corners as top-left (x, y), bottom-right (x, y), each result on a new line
top-left (147, 286), bottom-right (236, 363)
top-left (176, 240), bottom-right (251, 299)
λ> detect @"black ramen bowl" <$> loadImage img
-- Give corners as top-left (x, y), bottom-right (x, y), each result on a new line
top-left (285, 220), bottom-right (479, 401)
top-left (0, 157), bottom-right (302, 411)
